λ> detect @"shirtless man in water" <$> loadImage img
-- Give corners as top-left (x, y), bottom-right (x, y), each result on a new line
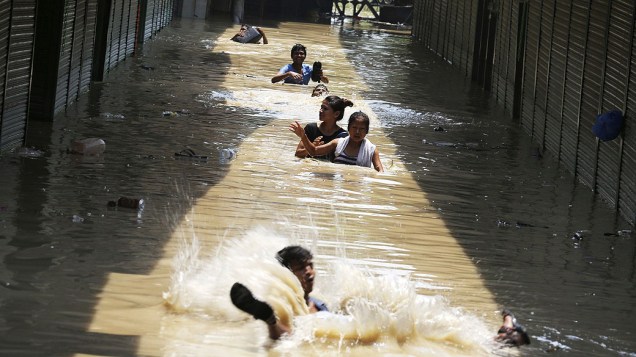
top-left (230, 246), bottom-right (530, 346)
top-left (230, 245), bottom-right (327, 340)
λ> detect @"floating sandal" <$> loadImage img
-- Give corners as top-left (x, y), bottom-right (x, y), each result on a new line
top-left (230, 283), bottom-right (276, 325)
top-left (174, 148), bottom-right (207, 160)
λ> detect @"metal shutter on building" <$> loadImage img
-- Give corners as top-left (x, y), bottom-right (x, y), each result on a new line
top-left (532, 0), bottom-right (554, 147)
top-left (520, 1), bottom-right (541, 134)
top-left (126, 0), bottom-right (138, 57)
top-left (560, 1), bottom-right (589, 173)
top-left (492, 0), bottom-right (505, 105)
top-left (543, 1), bottom-right (568, 156)
top-left (80, 0), bottom-right (97, 93)
top-left (0, 0), bottom-right (10, 150)
top-left (54, 0), bottom-right (75, 115)
top-left (620, 5), bottom-right (636, 222)
top-left (577, 0), bottom-right (609, 188)
top-left (144, 0), bottom-right (154, 40)
top-left (1, 0), bottom-right (35, 151)
top-left (67, 0), bottom-right (86, 107)
top-left (595, 0), bottom-right (633, 206)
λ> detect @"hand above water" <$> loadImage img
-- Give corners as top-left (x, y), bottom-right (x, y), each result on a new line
top-left (289, 121), bottom-right (304, 138)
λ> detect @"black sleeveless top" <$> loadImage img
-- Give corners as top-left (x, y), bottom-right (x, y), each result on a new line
top-left (303, 122), bottom-right (348, 161)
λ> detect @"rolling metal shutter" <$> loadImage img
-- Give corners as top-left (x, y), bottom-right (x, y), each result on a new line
top-left (54, 0), bottom-right (75, 115)
top-left (620, 4), bottom-right (636, 222)
top-left (520, 0), bottom-right (541, 134)
top-left (543, 1), bottom-right (568, 156)
top-left (0, 0), bottom-right (11, 150)
top-left (66, 0), bottom-right (86, 106)
top-left (144, 0), bottom-right (154, 41)
top-left (1, 0), bottom-right (35, 151)
top-left (595, 0), bottom-right (633, 206)
top-left (577, 0), bottom-right (609, 188)
top-left (560, 1), bottom-right (589, 173)
top-left (532, 0), bottom-right (554, 148)
top-left (80, 0), bottom-right (97, 93)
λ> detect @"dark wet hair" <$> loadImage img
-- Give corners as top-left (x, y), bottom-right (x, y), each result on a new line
top-left (276, 246), bottom-right (312, 269)
top-left (324, 95), bottom-right (354, 121)
top-left (291, 44), bottom-right (306, 57)
top-left (348, 111), bottom-right (370, 133)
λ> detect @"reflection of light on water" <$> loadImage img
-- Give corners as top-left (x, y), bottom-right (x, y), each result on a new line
top-left (163, 227), bottom-right (498, 355)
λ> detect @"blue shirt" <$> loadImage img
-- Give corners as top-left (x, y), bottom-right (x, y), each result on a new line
top-left (309, 296), bottom-right (329, 312)
top-left (278, 63), bottom-right (312, 85)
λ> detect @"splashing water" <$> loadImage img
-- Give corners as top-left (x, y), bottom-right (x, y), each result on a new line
top-left (163, 227), bottom-right (501, 356)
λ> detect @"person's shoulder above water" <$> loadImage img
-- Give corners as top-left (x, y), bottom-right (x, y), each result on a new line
top-left (230, 24), bottom-right (268, 44)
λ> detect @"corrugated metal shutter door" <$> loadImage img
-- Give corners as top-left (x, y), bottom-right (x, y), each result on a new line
top-left (67, 0), bottom-right (86, 107)
top-left (544, 1), bottom-right (568, 156)
top-left (620, 5), bottom-right (636, 222)
top-left (492, 1), bottom-right (505, 105)
top-left (578, 0), bottom-right (609, 188)
top-left (1, 0), bottom-right (35, 151)
top-left (504, 3), bottom-right (517, 113)
top-left (596, 0), bottom-right (633, 205)
top-left (126, 0), bottom-right (139, 57)
top-left (0, 0), bottom-right (10, 150)
top-left (560, 1), bottom-right (589, 173)
top-left (108, 0), bottom-right (123, 71)
top-left (430, 0), bottom-right (441, 53)
top-left (144, 0), bottom-right (154, 41)
top-left (533, 0), bottom-right (554, 147)
top-left (80, 0), bottom-right (97, 93)
top-left (54, 0), bottom-right (75, 115)
top-left (520, 1), bottom-right (541, 134)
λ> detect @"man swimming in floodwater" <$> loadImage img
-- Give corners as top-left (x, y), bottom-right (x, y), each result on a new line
top-left (495, 309), bottom-right (531, 347)
top-left (230, 245), bottom-right (327, 340)
top-left (231, 246), bottom-right (530, 346)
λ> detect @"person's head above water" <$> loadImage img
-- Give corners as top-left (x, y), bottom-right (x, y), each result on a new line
top-left (322, 96), bottom-right (354, 122)
top-left (312, 84), bottom-right (329, 97)
top-left (348, 111), bottom-right (370, 133)
top-left (276, 245), bottom-right (315, 297)
top-left (290, 43), bottom-right (306, 57)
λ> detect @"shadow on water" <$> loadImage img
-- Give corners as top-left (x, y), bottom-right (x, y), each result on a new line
top-left (0, 18), bottom-right (276, 356)
top-left (335, 22), bottom-right (636, 356)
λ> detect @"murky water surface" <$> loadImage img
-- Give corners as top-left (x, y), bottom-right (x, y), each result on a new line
top-left (0, 17), bottom-right (634, 356)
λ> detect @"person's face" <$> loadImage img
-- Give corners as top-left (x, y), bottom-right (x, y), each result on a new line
top-left (348, 117), bottom-right (369, 142)
top-left (312, 86), bottom-right (328, 97)
top-left (319, 100), bottom-right (338, 122)
top-left (288, 259), bottom-right (315, 295)
top-left (292, 50), bottom-right (306, 64)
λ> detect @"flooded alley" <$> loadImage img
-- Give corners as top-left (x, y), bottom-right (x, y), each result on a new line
top-left (0, 17), bottom-right (634, 356)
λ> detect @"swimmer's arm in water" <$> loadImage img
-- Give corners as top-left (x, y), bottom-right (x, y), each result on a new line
top-left (290, 121), bottom-right (337, 157)
top-left (257, 28), bottom-right (268, 44)
top-left (272, 70), bottom-right (302, 83)
top-left (372, 148), bottom-right (384, 172)
top-left (295, 135), bottom-right (324, 158)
